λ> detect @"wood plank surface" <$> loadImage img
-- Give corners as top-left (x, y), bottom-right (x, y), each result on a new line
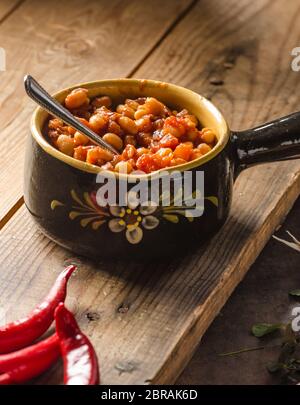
top-left (0, 0), bottom-right (193, 227)
top-left (0, 0), bottom-right (300, 385)
top-left (0, 166), bottom-right (299, 385)
top-left (177, 199), bottom-right (300, 385)
top-left (0, 0), bottom-right (22, 22)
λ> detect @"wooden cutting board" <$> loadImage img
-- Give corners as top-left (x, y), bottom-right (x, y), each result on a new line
top-left (0, 0), bottom-right (300, 384)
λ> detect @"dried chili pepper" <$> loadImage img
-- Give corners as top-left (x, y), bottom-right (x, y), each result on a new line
top-left (55, 303), bottom-right (99, 385)
top-left (0, 265), bottom-right (76, 354)
top-left (0, 334), bottom-right (60, 384)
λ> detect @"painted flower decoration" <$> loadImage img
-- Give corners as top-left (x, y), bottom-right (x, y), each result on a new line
top-left (51, 189), bottom-right (219, 245)
top-left (108, 192), bottom-right (159, 244)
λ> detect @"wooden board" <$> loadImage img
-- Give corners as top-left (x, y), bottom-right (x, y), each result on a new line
top-left (0, 0), bottom-right (21, 22)
top-left (0, 0), bottom-right (193, 227)
top-left (0, 0), bottom-right (300, 385)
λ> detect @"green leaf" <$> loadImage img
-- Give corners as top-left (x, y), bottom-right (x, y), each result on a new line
top-left (289, 289), bottom-right (300, 297)
top-left (252, 323), bottom-right (283, 337)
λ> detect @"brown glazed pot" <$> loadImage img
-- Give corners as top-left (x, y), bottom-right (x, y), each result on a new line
top-left (24, 79), bottom-right (300, 259)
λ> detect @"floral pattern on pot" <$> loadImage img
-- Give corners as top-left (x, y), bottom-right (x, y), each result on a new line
top-left (51, 189), bottom-right (218, 245)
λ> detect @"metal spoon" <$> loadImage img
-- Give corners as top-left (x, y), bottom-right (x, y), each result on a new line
top-left (24, 75), bottom-right (119, 155)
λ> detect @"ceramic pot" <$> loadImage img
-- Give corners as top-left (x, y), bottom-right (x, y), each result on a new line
top-left (24, 79), bottom-right (300, 259)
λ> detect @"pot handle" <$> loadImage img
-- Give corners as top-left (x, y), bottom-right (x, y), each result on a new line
top-left (231, 111), bottom-right (300, 172)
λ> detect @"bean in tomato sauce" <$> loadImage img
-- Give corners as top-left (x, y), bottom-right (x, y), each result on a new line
top-left (47, 88), bottom-right (218, 174)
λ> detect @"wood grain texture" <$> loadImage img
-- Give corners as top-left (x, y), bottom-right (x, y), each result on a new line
top-left (177, 199), bottom-right (300, 385)
top-left (0, 0), bottom-right (193, 226)
top-left (0, 0), bottom-right (22, 22)
top-left (0, 166), bottom-right (299, 385)
top-left (0, 0), bottom-right (300, 385)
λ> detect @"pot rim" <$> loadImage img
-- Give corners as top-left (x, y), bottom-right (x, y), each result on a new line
top-left (30, 78), bottom-right (230, 179)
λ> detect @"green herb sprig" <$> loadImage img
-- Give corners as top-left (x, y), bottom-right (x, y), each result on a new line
top-left (220, 230), bottom-right (300, 384)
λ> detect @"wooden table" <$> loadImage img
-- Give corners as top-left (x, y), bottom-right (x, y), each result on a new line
top-left (178, 197), bottom-right (300, 385)
top-left (0, 0), bottom-right (300, 385)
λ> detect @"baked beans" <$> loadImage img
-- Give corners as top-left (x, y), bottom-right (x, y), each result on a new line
top-left (48, 88), bottom-right (218, 174)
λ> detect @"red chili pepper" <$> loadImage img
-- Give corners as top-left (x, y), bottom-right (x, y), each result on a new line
top-left (0, 265), bottom-right (76, 354)
top-left (0, 373), bottom-right (11, 384)
top-left (0, 334), bottom-right (60, 384)
top-left (55, 303), bottom-right (99, 385)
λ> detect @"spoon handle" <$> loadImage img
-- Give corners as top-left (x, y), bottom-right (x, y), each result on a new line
top-left (24, 75), bottom-right (119, 155)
